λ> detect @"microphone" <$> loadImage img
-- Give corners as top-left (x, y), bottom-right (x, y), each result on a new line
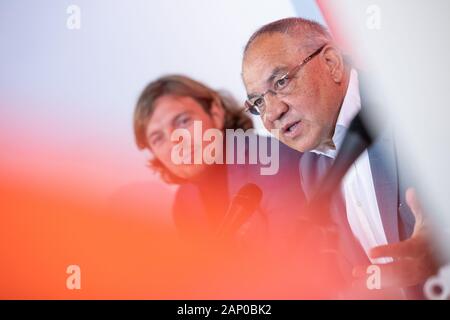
top-left (216, 183), bottom-right (263, 240)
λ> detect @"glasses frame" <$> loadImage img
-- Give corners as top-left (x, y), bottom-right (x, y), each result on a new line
top-left (244, 44), bottom-right (327, 116)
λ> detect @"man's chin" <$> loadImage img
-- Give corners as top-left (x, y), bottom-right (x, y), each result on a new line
top-left (282, 137), bottom-right (316, 153)
top-left (172, 164), bottom-right (208, 181)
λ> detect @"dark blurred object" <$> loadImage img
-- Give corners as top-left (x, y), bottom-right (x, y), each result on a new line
top-left (216, 183), bottom-right (263, 240)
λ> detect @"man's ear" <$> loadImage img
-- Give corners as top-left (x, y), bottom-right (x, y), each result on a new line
top-left (210, 100), bottom-right (225, 130)
top-left (321, 45), bottom-right (345, 83)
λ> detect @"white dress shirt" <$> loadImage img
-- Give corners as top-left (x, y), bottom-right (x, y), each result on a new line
top-left (312, 69), bottom-right (391, 264)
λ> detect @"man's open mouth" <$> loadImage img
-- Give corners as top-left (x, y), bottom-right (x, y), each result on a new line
top-left (282, 120), bottom-right (301, 137)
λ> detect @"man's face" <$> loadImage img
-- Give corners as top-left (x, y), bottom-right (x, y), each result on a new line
top-left (145, 95), bottom-right (222, 180)
top-left (242, 33), bottom-right (343, 152)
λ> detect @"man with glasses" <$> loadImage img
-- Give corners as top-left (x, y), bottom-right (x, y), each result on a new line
top-left (241, 17), bottom-right (437, 298)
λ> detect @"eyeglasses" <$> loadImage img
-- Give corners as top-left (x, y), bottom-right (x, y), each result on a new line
top-left (244, 44), bottom-right (326, 116)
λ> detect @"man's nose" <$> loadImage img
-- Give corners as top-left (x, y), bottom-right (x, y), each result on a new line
top-left (263, 94), bottom-right (289, 125)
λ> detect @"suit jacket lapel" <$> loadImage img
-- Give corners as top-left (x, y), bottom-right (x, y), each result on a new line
top-left (299, 152), bottom-right (332, 201)
top-left (358, 72), bottom-right (400, 244)
top-left (299, 152), bottom-right (370, 268)
top-left (368, 131), bottom-right (400, 243)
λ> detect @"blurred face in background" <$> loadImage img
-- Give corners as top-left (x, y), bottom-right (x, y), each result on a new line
top-left (242, 33), bottom-right (348, 152)
top-left (145, 95), bottom-right (225, 180)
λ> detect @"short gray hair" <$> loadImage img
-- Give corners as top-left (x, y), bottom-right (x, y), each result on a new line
top-left (244, 17), bottom-right (332, 55)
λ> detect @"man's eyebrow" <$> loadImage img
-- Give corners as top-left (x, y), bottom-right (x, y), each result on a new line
top-left (266, 66), bottom-right (288, 85)
top-left (147, 111), bottom-right (192, 140)
top-left (247, 66), bottom-right (288, 99)
top-left (247, 93), bottom-right (259, 100)
top-left (171, 111), bottom-right (192, 126)
top-left (147, 129), bottom-right (162, 140)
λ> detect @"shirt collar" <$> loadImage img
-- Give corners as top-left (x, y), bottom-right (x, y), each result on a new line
top-left (312, 68), bottom-right (361, 159)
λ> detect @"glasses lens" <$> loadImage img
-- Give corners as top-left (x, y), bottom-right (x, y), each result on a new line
top-left (249, 106), bottom-right (260, 115)
top-left (245, 100), bottom-right (261, 115)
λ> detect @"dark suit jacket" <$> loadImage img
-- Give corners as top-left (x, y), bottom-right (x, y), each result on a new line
top-left (298, 80), bottom-right (420, 297)
top-left (173, 134), bottom-right (307, 256)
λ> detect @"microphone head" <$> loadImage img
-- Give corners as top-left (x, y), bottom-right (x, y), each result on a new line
top-left (233, 183), bottom-right (263, 212)
top-left (215, 183), bottom-right (263, 240)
